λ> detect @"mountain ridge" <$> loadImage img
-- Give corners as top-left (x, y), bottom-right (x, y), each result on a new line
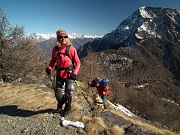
top-left (78, 6), bottom-right (180, 56)
top-left (77, 6), bottom-right (180, 78)
top-left (77, 6), bottom-right (180, 132)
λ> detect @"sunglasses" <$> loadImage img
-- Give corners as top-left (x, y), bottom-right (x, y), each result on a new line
top-left (58, 36), bottom-right (68, 39)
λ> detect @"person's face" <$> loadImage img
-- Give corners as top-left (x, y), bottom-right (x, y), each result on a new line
top-left (57, 35), bottom-right (68, 45)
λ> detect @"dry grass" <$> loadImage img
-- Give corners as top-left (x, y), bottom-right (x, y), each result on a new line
top-left (85, 117), bottom-right (107, 135)
top-left (0, 82), bottom-right (56, 117)
top-left (71, 116), bottom-right (109, 135)
top-left (108, 125), bottom-right (124, 135)
top-left (72, 116), bottom-right (92, 123)
top-left (111, 108), bottom-right (180, 135)
top-left (71, 102), bottom-right (83, 112)
top-left (93, 94), bottom-right (104, 108)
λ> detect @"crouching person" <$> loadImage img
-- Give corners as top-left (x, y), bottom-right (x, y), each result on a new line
top-left (88, 78), bottom-right (109, 109)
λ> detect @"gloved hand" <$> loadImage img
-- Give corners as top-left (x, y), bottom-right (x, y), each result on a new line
top-left (46, 67), bottom-right (51, 75)
top-left (70, 74), bottom-right (77, 80)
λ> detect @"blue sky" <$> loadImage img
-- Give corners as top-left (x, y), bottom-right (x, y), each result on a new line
top-left (0, 0), bottom-right (179, 36)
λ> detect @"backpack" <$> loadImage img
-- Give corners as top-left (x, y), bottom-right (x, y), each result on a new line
top-left (55, 45), bottom-right (76, 70)
top-left (92, 78), bottom-right (109, 88)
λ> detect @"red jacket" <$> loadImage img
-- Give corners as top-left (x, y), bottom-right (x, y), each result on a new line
top-left (48, 45), bottom-right (81, 78)
top-left (88, 83), bottom-right (109, 95)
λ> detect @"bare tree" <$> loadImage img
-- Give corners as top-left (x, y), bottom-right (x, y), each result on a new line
top-left (78, 44), bottom-right (105, 97)
top-left (0, 8), bottom-right (47, 83)
top-left (0, 8), bottom-right (24, 78)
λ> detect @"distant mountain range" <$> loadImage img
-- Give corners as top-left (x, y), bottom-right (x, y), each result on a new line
top-left (27, 33), bottom-right (103, 42)
top-left (26, 33), bottom-right (102, 56)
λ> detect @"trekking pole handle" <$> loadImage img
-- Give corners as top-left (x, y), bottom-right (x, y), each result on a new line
top-left (48, 75), bottom-right (55, 90)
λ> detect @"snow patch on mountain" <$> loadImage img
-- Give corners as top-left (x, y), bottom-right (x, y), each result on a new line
top-left (139, 6), bottom-right (156, 18)
top-left (69, 33), bottom-right (103, 39)
top-left (107, 101), bottom-right (135, 117)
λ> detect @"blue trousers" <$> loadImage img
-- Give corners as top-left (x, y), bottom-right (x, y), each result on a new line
top-left (101, 94), bottom-right (107, 109)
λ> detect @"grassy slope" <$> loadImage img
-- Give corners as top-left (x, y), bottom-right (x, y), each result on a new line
top-left (0, 82), bottom-right (179, 135)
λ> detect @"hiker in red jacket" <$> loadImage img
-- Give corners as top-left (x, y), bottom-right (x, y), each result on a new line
top-left (88, 78), bottom-right (109, 109)
top-left (46, 29), bottom-right (81, 116)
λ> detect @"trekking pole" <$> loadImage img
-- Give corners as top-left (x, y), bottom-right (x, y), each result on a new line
top-left (74, 80), bottom-right (94, 111)
top-left (48, 75), bottom-right (55, 90)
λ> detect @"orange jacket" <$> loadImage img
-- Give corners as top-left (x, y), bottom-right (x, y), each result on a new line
top-left (88, 83), bottom-right (109, 95)
top-left (48, 45), bottom-right (81, 78)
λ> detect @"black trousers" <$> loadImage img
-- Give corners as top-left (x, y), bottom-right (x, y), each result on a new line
top-left (55, 76), bottom-right (74, 111)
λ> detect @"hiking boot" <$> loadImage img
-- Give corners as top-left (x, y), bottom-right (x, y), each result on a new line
top-left (53, 108), bottom-right (63, 114)
top-left (61, 110), bottom-right (70, 117)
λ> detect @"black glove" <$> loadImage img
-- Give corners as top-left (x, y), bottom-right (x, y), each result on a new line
top-left (46, 67), bottom-right (51, 75)
top-left (70, 74), bottom-right (77, 80)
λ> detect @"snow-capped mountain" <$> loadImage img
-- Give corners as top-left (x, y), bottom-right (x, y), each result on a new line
top-left (27, 33), bottom-right (56, 42)
top-left (78, 6), bottom-right (180, 56)
top-left (69, 33), bottom-right (103, 39)
top-left (99, 6), bottom-right (180, 48)
top-left (77, 7), bottom-right (180, 130)
top-left (78, 6), bottom-right (180, 79)
top-left (27, 33), bottom-right (103, 42)
top-left (27, 33), bottom-right (103, 58)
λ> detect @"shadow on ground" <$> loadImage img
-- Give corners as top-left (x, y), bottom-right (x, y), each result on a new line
top-left (0, 105), bottom-right (54, 117)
